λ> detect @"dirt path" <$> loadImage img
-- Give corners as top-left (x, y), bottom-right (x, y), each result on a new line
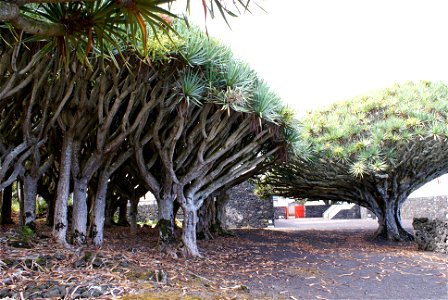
top-left (273, 218), bottom-right (413, 231)
top-left (1, 222), bottom-right (446, 299)
top-left (230, 229), bottom-right (447, 299)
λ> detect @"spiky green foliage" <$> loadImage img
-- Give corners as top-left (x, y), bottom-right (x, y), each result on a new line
top-left (173, 22), bottom-right (295, 133)
top-left (1, 0), bottom-right (256, 64)
top-left (302, 81), bottom-right (448, 177)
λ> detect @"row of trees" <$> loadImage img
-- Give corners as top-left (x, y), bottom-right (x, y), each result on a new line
top-left (260, 81), bottom-right (448, 241)
top-left (2, 0), bottom-right (447, 257)
top-left (0, 18), bottom-right (298, 256)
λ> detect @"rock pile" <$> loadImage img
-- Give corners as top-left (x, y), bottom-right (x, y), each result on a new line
top-left (412, 218), bottom-right (448, 254)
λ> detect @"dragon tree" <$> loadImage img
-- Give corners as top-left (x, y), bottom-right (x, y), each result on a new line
top-left (0, 0), bottom-right (262, 244)
top-left (263, 81), bottom-right (448, 241)
top-left (132, 24), bottom-right (298, 257)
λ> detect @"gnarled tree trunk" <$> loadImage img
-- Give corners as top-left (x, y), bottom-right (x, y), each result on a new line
top-left (197, 196), bottom-right (216, 240)
top-left (181, 203), bottom-right (200, 257)
top-left (197, 191), bottom-right (230, 240)
top-left (157, 195), bottom-right (176, 252)
top-left (373, 200), bottom-right (414, 241)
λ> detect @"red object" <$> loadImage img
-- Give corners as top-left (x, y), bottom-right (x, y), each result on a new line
top-left (295, 205), bottom-right (305, 218)
top-left (285, 207), bottom-right (289, 219)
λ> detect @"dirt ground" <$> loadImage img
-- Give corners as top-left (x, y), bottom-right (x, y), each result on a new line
top-left (1, 220), bottom-right (447, 299)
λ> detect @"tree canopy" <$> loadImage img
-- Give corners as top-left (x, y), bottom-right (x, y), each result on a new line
top-left (262, 81), bottom-right (448, 240)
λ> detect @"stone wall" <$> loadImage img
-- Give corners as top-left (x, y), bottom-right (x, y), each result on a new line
top-left (135, 181), bottom-right (273, 229)
top-left (224, 181), bottom-right (274, 229)
top-left (401, 196), bottom-right (448, 220)
top-left (413, 218), bottom-right (448, 254)
top-left (136, 204), bottom-right (158, 223)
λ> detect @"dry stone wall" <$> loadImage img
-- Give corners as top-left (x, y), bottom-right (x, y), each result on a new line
top-left (413, 218), bottom-right (448, 254)
top-left (223, 181), bottom-right (274, 229)
top-left (135, 181), bottom-right (273, 229)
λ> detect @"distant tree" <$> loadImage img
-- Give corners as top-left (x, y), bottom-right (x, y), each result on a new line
top-left (263, 81), bottom-right (448, 241)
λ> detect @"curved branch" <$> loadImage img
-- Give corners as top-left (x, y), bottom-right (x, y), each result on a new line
top-left (8, 15), bottom-right (65, 36)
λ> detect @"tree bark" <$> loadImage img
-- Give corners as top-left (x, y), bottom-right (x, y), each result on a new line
top-left (117, 200), bottom-right (129, 226)
top-left (181, 204), bottom-right (200, 257)
top-left (17, 180), bottom-right (25, 226)
top-left (46, 193), bottom-right (56, 227)
top-left (129, 197), bottom-right (139, 236)
top-left (157, 196), bottom-right (176, 252)
top-left (197, 191), bottom-right (230, 240)
top-left (93, 173), bottom-right (109, 246)
top-left (104, 193), bottom-right (115, 227)
top-left (374, 201), bottom-right (414, 241)
top-left (0, 184), bottom-right (13, 224)
top-left (23, 174), bottom-right (38, 231)
top-left (197, 196), bottom-right (216, 240)
top-left (52, 131), bottom-right (74, 246)
top-left (72, 177), bottom-right (88, 245)
top-left (394, 204), bottom-right (414, 241)
top-left (215, 192), bottom-right (229, 233)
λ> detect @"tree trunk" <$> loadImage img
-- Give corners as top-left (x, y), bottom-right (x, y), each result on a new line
top-left (46, 193), bottom-right (56, 227)
top-left (104, 194), bottom-right (114, 227)
top-left (17, 180), bottom-right (25, 226)
top-left (72, 178), bottom-right (88, 245)
top-left (197, 192), bottom-right (229, 240)
top-left (52, 132), bottom-right (74, 246)
top-left (157, 196), bottom-right (176, 252)
top-left (93, 173), bottom-right (109, 246)
top-left (181, 204), bottom-right (200, 257)
top-left (23, 175), bottom-right (38, 231)
top-left (374, 201), bottom-right (413, 241)
top-left (395, 204), bottom-right (414, 241)
top-left (214, 191), bottom-right (230, 234)
top-left (117, 200), bottom-right (129, 226)
top-left (197, 196), bottom-right (216, 240)
top-left (0, 184), bottom-right (14, 224)
top-left (129, 197), bottom-right (139, 236)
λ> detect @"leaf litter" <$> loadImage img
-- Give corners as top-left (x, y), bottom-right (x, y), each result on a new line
top-left (0, 223), bottom-right (447, 299)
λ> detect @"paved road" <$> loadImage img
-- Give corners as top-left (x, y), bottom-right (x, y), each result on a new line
top-left (273, 218), bottom-right (414, 232)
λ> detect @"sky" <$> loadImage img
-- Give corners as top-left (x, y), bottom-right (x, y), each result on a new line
top-left (182, 0), bottom-right (448, 116)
